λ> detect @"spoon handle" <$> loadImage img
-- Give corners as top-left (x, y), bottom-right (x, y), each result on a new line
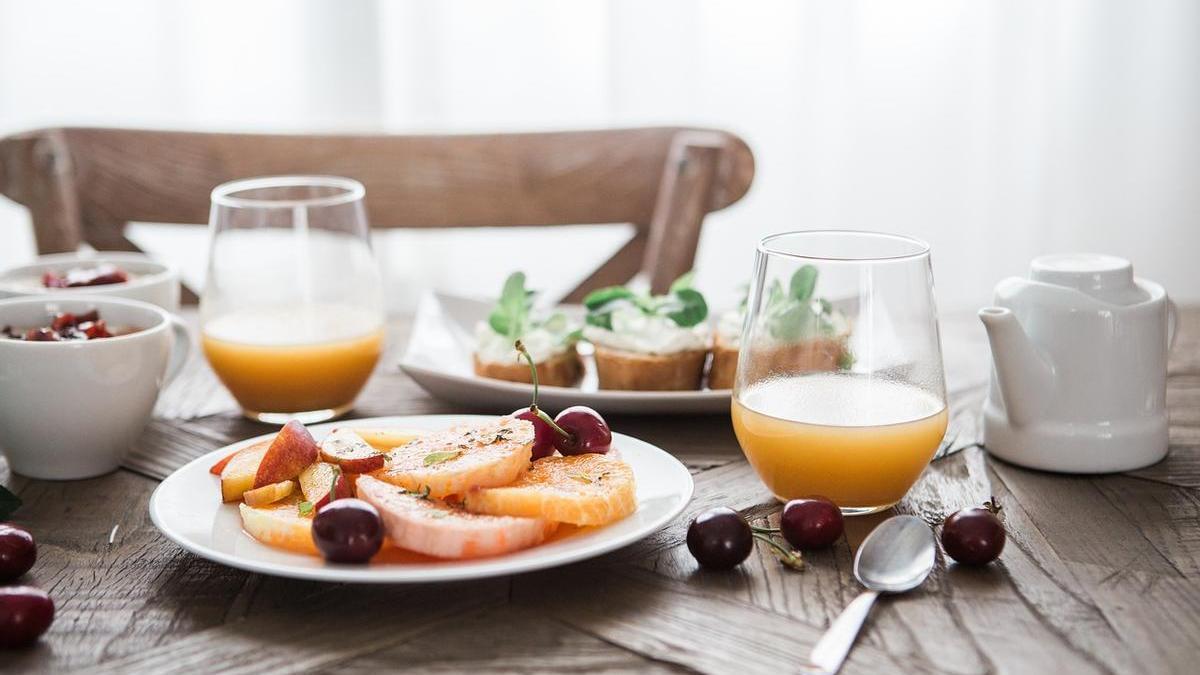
top-left (807, 590), bottom-right (880, 674)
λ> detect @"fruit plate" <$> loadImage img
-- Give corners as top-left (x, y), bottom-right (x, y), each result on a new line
top-left (399, 291), bottom-right (731, 415)
top-left (149, 415), bottom-right (694, 583)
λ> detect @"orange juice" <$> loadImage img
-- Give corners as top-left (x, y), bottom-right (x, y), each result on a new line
top-left (732, 374), bottom-right (947, 513)
top-left (202, 305), bottom-right (383, 417)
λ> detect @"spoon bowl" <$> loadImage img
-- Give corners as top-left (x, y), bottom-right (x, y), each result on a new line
top-left (855, 514), bottom-right (937, 592)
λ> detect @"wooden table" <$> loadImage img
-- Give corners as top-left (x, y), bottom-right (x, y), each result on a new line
top-left (3, 309), bottom-right (1198, 674)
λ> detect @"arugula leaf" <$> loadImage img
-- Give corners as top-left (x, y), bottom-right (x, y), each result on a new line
top-left (0, 484), bottom-right (20, 520)
top-left (768, 301), bottom-right (817, 341)
top-left (582, 286), bottom-right (637, 311)
top-left (668, 271), bottom-right (695, 293)
top-left (488, 272), bottom-right (532, 338)
top-left (664, 288), bottom-right (708, 327)
top-left (789, 265), bottom-right (818, 301)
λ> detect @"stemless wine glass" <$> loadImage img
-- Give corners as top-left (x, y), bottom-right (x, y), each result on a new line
top-left (731, 231), bottom-right (947, 515)
top-left (201, 176), bottom-right (384, 424)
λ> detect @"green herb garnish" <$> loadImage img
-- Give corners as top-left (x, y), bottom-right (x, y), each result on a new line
top-left (298, 501), bottom-right (314, 516)
top-left (0, 484), bottom-right (21, 520)
top-left (488, 272), bottom-right (535, 339)
top-left (583, 271), bottom-right (708, 329)
top-left (764, 266), bottom-right (842, 342)
top-left (423, 450), bottom-right (462, 467)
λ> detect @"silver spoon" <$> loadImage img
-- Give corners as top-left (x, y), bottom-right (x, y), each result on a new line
top-left (806, 515), bottom-right (936, 674)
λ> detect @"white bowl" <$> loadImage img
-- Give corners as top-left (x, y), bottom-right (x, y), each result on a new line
top-left (0, 251), bottom-right (181, 312)
top-left (0, 296), bottom-right (191, 480)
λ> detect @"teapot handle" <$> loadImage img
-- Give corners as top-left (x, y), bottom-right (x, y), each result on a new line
top-left (1167, 297), bottom-right (1178, 352)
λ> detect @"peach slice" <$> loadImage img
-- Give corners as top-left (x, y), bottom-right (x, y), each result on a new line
top-left (319, 429), bottom-right (385, 473)
top-left (347, 428), bottom-right (426, 452)
top-left (243, 480), bottom-right (296, 507)
top-left (299, 461), bottom-right (352, 509)
top-left (209, 449), bottom-right (241, 476)
top-left (238, 495), bottom-right (317, 554)
top-left (220, 441), bottom-right (271, 502)
top-left (254, 420), bottom-right (320, 489)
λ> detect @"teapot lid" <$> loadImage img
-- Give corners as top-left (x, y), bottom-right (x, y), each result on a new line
top-left (1030, 253), bottom-right (1148, 305)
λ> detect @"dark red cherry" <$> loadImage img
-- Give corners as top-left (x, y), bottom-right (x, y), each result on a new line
top-left (941, 498), bottom-right (1006, 565)
top-left (513, 407), bottom-right (557, 460)
top-left (0, 524), bottom-right (36, 583)
top-left (780, 497), bottom-right (844, 549)
top-left (312, 499), bottom-right (384, 564)
top-left (687, 507), bottom-right (753, 570)
top-left (0, 586), bottom-right (54, 648)
top-left (553, 406), bottom-right (612, 455)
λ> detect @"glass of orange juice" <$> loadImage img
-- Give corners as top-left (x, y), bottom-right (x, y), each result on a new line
top-left (731, 231), bottom-right (947, 515)
top-left (201, 176), bottom-right (384, 424)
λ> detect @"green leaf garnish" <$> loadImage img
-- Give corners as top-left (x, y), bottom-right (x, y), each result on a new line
top-left (582, 286), bottom-right (637, 310)
top-left (297, 501), bottom-right (314, 516)
top-left (664, 287), bottom-right (708, 327)
top-left (789, 265), bottom-right (818, 301)
top-left (423, 450), bottom-right (462, 467)
top-left (488, 272), bottom-right (533, 339)
top-left (837, 348), bottom-right (856, 370)
top-left (0, 484), bottom-right (21, 520)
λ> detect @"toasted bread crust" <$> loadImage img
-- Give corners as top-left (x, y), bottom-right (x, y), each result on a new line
top-left (739, 337), bottom-right (848, 382)
top-left (473, 347), bottom-right (583, 387)
top-left (708, 333), bottom-right (739, 390)
top-left (592, 345), bottom-right (707, 391)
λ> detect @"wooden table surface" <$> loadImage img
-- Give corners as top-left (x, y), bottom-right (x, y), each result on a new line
top-left (3, 308), bottom-right (1198, 675)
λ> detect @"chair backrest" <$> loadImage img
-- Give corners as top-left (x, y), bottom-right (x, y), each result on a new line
top-left (0, 126), bottom-right (753, 301)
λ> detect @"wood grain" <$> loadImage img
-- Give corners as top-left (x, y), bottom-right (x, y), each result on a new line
top-left (0, 126), bottom-right (754, 298)
top-left (1, 308), bottom-right (1197, 674)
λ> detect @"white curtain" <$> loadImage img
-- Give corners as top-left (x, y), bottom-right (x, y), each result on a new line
top-left (1, 0), bottom-right (1196, 312)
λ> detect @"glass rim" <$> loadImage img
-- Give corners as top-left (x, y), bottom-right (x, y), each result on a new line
top-left (210, 175), bottom-right (365, 209)
top-left (757, 229), bottom-right (931, 262)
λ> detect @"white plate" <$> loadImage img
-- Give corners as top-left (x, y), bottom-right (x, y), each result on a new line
top-left (149, 415), bottom-right (694, 583)
top-left (399, 291), bottom-right (731, 415)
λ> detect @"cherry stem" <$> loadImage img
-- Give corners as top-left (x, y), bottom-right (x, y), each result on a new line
top-left (983, 496), bottom-right (1002, 515)
top-left (751, 525), bottom-right (781, 534)
top-left (515, 340), bottom-right (574, 442)
top-left (752, 532), bottom-right (804, 570)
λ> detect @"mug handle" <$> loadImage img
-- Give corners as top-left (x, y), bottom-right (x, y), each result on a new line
top-left (164, 314), bottom-right (193, 386)
top-left (1167, 296), bottom-right (1179, 352)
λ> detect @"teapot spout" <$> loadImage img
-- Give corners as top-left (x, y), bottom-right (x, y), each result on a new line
top-left (978, 307), bottom-right (1054, 426)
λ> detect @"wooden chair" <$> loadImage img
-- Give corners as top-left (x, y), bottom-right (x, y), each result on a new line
top-left (0, 127), bottom-right (753, 302)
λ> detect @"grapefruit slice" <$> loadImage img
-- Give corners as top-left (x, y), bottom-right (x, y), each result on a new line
top-left (370, 417), bottom-right (532, 499)
top-left (356, 475), bottom-right (553, 559)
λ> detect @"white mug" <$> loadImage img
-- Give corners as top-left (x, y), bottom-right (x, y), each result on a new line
top-left (0, 296), bottom-right (191, 479)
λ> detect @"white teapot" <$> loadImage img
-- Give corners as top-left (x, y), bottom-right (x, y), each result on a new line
top-left (979, 253), bottom-right (1175, 473)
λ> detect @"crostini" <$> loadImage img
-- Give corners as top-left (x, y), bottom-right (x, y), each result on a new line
top-left (474, 272), bottom-right (582, 387)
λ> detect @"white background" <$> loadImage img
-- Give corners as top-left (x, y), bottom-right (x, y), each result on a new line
top-left (1, 0), bottom-right (1196, 313)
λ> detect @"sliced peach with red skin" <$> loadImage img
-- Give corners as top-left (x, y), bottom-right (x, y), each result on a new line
top-left (243, 480), bottom-right (296, 507)
top-left (209, 449), bottom-right (241, 476)
top-left (319, 429), bottom-right (385, 473)
top-left (220, 441), bottom-right (271, 502)
top-left (254, 420), bottom-right (320, 488)
top-left (299, 461), bottom-right (352, 509)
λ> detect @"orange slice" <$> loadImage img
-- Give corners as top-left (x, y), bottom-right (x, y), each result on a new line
top-left (463, 453), bottom-right (636, 526)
